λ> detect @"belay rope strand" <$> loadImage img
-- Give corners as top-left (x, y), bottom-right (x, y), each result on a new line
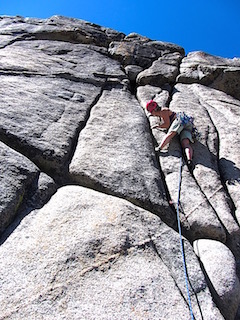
top-left (176, 157), bottom-right (194, 320)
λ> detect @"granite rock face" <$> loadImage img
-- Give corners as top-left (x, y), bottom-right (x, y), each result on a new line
top-left (177, 51), bottom-right (240, 100)
top-left (0, 15), bottom-right (240, 319)
top-left (194, 239), bottom-right (240, 320)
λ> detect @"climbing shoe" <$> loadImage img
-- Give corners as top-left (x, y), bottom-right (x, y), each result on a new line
top-left (187, 160), bottom-right (194, 173)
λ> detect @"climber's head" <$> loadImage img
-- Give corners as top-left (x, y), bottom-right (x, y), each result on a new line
top-left (146, 100), bottom-right (160, 113)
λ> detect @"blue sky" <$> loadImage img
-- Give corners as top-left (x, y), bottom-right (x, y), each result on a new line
top-left (0, 0), bottom-right (240, 59)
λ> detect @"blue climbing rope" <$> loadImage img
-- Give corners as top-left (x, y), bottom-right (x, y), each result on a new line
top-left (176, 157), bottom-right (194, 320)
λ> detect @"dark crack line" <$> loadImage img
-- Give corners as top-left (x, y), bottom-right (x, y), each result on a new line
top-left (65, 78), bottom-right (107, 174)
top-left (186, 174), bottom-right (231, 233)
top-left (197, 98), bottom-right (239, 227)
top-left (132, 57), bottom-right (185, 231)
top-left (148, 234), bottom-right (202, 320)
top-left (0, 69), bottom-right (106, 86)
top-left (0, 32), bottom-right (31, 49)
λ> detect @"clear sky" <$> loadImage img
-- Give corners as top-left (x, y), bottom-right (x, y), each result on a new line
top-left (0, 0), bottom-right (240, 59)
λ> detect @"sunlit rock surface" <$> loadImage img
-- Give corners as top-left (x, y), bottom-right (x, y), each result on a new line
top-left (0, 15), bottom-right (240, 319)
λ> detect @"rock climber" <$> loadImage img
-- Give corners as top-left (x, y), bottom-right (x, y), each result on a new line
top-left (146, 100), bottom-right (195, 170)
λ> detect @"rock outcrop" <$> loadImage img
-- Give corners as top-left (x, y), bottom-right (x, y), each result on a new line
top-left (0, 15), bottom-right (240, 319)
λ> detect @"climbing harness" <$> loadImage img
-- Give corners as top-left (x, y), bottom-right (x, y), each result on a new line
top-left (177, 112), bottom-right (201, 140)
top-left (176, 157), bottom-right (194, 320)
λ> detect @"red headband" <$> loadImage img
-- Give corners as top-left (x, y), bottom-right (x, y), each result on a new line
top-left (146, 100), bottom-right (158, 113)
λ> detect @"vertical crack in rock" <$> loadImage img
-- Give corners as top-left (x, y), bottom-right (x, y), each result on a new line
top-left (148, 235), bottom-right (193, 308)
top-left (69, 81), bottom-right (176, 228)
top-left (184, 94), bottom-right (237, 226)
top-left (0, 37), bottom-right (125, 183)
top-left (0, 75), bottom-right (105, 183)
top-left (0, 141), bottom-right (57, 241)
top-left (66, 79), bottom-right (107, 173)
top-left (136, 84), bottom-right (175, 211)
top-left (0, 185), bottom-right (223, 319)
top-left (197, 98), bottom-right (238, 224)
top-left (134, 50), bottom-right (185, 207)
top-left (138, 81), bottom-right (240, 276)
top-left (1, 15), bottom-right (240, 319)
top-left (147, 232), bottom-right (212, 320)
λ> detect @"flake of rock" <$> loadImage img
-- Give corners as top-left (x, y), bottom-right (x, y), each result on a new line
top-left (177, 51), bottom-right (240, 100)
top-left (0, 186), bottom-right (224, 319)
top-left (0, 15), bottom-right (125, 47)
top-left (109, 33), bottom-right (184, 68)
top-left (0, 142), bottom-right (39, 234)
top-left (124, 64), bottom-right (143, 82)
top-left (189, 84), bottom-right (240, 228)
top-left (137, 84), bottom-right (229, 242)
top-left (26, 172), bottom-right (57, 209)
top-left (0, 40), bottom-right (125, 179)
top-left (137, 52), bottom-right (183, 86)
top-left (138, 83), bottom-right (240, 251)
top-left (0, 75), bottom-right (103, 178)
top-left (69, 84), bottom-right (176, 227)
top-left (167, 84), bottom-right (240, 252)
top-left (194, 239), bottom-right (240, 320)
top-left (0, 40), bottom-right (125, 81)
